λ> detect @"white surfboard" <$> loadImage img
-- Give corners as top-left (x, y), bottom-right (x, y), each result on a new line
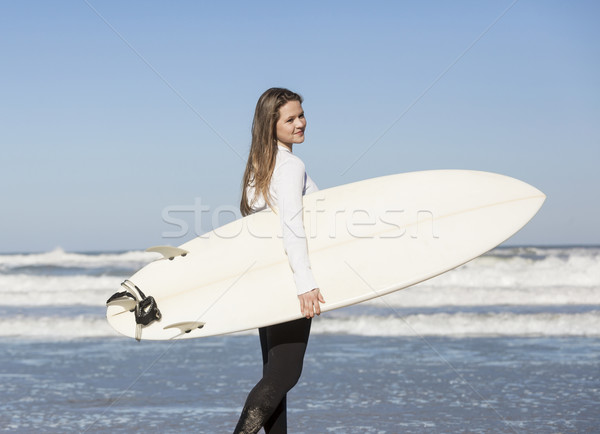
top-left (106, 170), bottom-right (545, 340)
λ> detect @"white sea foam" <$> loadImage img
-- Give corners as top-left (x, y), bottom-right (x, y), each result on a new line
top-left (0, 315), bottom-right (117, 339)
top-left (418, 249), bottom-right (600, 289)
top-left (0, 247), bottom-right (159, 271)
top-left (373, 284), bottom-right (600, 308)
top-left (1, 311), bottom-right (598, 340)
top-left (0, 274), bottom-right (122, 306)
top-left (312, 311), bottom-right (600, 337)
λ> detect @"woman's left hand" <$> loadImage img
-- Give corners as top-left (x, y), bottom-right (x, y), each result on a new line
top-left (298, 288), bottom-right (325, 319)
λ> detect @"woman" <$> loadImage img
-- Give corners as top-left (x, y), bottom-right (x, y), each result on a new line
top-left (234, 88), bottom-right (325, 433)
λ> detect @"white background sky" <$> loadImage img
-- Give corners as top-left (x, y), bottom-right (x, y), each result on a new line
top-left (1, 1), bottom-right (598, 253)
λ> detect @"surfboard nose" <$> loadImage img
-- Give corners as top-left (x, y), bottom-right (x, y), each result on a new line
top-left (511, 176), bottom-right (546, 217)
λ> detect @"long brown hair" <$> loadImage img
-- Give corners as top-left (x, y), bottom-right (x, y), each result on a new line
top-left (240, 88), bottom-right (303, 216)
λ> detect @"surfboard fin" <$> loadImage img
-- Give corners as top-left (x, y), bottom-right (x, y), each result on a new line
top-left (106, 290), bottom-right (137, 311)
top-left (163, 321), bottom-right (205, 334)
top-left (146, 246), bottom-right (189, 261)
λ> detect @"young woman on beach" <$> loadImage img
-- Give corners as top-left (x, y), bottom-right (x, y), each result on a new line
top-left (234, 88), bottom-right (325, 434)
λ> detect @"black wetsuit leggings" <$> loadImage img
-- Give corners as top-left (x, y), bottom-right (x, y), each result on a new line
top-left (234, 317), bottom-right (312, 434)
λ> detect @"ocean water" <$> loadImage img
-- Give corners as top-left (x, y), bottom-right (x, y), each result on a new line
top-left (0, 246), bottom-right (598, 433)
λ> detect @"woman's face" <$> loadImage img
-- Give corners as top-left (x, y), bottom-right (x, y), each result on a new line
top-left (275, 100), bottom-right (306, 149)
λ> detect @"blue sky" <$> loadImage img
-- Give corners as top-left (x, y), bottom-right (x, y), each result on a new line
top-left (1, 1), bottom-right (598, 253)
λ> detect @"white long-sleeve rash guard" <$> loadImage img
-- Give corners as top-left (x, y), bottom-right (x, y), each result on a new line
top-left (246, 145), bottom-right (319, 295)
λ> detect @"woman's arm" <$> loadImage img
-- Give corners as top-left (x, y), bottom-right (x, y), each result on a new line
top-left (273, 157), bottom-right (325, 317)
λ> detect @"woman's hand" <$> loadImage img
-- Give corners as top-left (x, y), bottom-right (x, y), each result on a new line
top-left (298, 288), bottom-right (325, 319)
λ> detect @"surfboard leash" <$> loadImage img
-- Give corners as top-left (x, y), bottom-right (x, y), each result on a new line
top-left (106, 280), bottom-right (162, 341)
